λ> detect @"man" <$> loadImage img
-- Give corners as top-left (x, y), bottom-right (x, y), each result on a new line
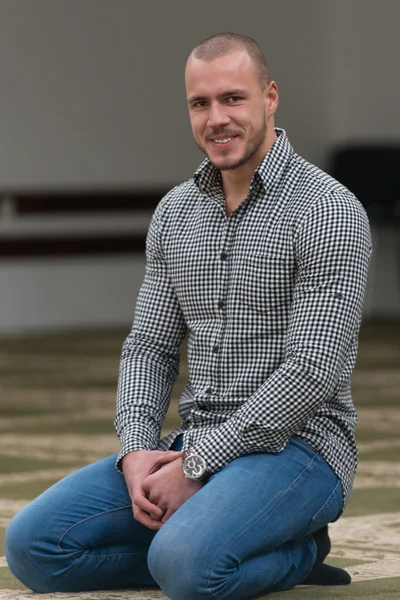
top-left (6, 33), bottom-right (371, 599)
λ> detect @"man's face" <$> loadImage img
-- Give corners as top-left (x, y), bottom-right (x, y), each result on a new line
top-left (185, 50), bottom-right (277, 171)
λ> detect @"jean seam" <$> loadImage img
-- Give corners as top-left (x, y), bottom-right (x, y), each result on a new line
top-left (57, 504), bottom-right (132, 555)
top-left (302, 479), bottom-right (342, 537)
top-left (206, 452), bottom-right (319, 596)
top-left (71, 550), bottom-right (150, 559)
top-left (9, 544), bottom-right (150, 587)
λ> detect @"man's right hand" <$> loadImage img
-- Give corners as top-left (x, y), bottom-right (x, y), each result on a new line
top-left (121, 450), bottom-right (182, 530)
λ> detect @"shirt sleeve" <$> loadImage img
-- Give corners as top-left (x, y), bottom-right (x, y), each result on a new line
top-left (114, 200), bottom-right (187, 470)
top-left (194, 192), bottom-right (372, 472)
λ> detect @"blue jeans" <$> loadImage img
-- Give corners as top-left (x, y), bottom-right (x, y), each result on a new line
top-left (5, 438), bottom-right (343, 599)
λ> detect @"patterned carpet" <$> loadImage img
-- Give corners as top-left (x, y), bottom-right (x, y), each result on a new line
top-left (0, 319), bottom-right (399, 599)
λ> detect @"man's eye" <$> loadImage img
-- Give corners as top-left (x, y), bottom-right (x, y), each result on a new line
top-left (194, 101), bottom-right (207, 108)
top-left (227, 96), bottom-right (240, 103)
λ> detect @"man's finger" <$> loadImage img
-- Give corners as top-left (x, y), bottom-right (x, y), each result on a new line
top-left (148, 451), bottom-right (182, 475)
top-left (133, 493), bottom-right (163, 518)
top-left (161, 507), bottom-right (176, 524)
top-left (163, 450), bottom-right (183, 458)
top-left (149, 510), bottom-right (164, 521)
top-left (133, 505), bottom-right (163, 530)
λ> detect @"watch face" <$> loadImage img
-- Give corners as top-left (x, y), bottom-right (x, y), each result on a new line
top-left (183, 453), bottom-right (207, 480)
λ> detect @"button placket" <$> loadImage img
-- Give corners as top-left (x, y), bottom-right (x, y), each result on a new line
top-left (213, 217), bottom-right (236, 391)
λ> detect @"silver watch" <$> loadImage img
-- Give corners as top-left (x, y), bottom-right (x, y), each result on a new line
top-left (182, 448), bottom-right (210, 482)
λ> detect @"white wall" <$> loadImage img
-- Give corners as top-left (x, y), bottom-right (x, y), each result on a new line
top-left (0, 208), bottom-right (151, 333)
top-left (0, 255), bottom-right (145, 332)
top-left (1, 0), bottom-right (400, 185)
top-left (328, 0), bottom-right (400, 146)
top-left (0, 0), bottom-right (336, 188)
top-left (327, 0), bottom-right (400, 315)
top-left (0, 0), bottom-right (398, 331)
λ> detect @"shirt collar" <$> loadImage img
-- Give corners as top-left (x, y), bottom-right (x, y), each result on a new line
top-left (194, 128), bottom-right (294, 197)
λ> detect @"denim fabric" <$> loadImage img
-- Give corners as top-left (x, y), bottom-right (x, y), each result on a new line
top-left (6, 438), bottom-right (342, 599)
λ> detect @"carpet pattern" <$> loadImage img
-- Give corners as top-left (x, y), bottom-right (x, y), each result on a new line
top-left (0, 319), bottom-right (399, 599)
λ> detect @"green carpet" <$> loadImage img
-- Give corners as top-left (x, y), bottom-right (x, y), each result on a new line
top-left (0, 318), bottom-right (399, 599)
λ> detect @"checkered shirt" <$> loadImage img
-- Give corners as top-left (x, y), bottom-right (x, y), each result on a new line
top-left (115, 128), bottom-right (372, 506)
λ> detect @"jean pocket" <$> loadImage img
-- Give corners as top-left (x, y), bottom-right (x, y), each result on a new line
top-left (301, 479), bottom-right (343, 538)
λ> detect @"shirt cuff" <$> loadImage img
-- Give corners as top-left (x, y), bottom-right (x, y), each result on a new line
top-left (193, 420), bottom-right (251, 474)
top-left (116, 423), bottom-right (160, 472)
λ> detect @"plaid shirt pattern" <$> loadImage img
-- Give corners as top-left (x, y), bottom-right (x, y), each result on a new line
top-left (115, 129), bottom-right (371, 505)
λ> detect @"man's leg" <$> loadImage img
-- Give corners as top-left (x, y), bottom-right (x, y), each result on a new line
top-left (5, 454), bottom-right (157, 593)
top-left (148, 439), bottom-right (345, 600)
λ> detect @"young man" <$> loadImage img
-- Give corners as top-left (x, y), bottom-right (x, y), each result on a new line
top-left (6, 33), bottom-right (371, 599)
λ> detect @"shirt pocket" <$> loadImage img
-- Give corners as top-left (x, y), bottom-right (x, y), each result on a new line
top-left (237, 253), bottom-right (293, 315)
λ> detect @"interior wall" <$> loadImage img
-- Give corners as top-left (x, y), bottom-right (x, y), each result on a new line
top-left (0, 0), bottom-right (398, 332)
top-left (2, 0), bottom-right (399, 186)
top-left (328, 0), bottom-right (400, 146)
top-left (0, 256), bottom-right (145, 332)
top-left (0, 0), bottom-right (332, 188)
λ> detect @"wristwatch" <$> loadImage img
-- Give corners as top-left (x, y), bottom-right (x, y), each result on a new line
top-left (182, 448), bottom-right (210, 482)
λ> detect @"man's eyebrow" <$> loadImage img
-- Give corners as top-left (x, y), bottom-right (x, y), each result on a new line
top-left (219, 89), bottom-right (248, 97)
top-left (187, 89), bottom-right (248, 103)
top-left (187, 94), bottom-right (207, 104)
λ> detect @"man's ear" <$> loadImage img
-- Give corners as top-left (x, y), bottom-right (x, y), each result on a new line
top-left (265, 81), bottom-right (279, 115)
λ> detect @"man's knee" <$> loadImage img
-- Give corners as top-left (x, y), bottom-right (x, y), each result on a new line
top-left (148, 522), bottom-right (216, 600)
top-left (148, 520), bottom-right (240, 600)
top-left (6, 509), bottom-right (63, 593)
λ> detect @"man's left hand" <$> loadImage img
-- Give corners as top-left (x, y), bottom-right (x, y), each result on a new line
top-left (143, 457), bottom-right (203, 524)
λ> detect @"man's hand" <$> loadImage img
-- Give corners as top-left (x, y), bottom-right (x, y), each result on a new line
top-left (122, 450), bottom-right (182, 530)
top-left (143, 457), bottom-right (203, 525)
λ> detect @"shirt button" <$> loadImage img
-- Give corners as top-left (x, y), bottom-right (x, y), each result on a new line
top-left (218, 300), bottom-right (225, 309)
top-left (220, 252), bottom-right (228, 261)
top-left (206, 387), bottom-right (212, 394)
top-left (213, 344), bottom-right (219, 354)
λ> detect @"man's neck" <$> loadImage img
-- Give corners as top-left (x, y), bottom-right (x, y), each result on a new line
top-left (222, 170), bottom-right (253, 216)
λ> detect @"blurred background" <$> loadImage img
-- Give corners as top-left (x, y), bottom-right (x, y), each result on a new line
top-left (0, 0), bottom-right (399, 333)
top-left (1, 3), bottom-right (400, 593)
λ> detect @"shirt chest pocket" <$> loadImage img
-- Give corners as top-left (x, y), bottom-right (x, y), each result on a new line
top-left (235, 253), bottom-right (294, 314)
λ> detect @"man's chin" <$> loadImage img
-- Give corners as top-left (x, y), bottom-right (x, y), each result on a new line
top-left (199, 144), bottom-right (247, 171)
top-left (211, 158), bottom-right (243, 171)
top-left (206, 152), bottom-right (242, 170)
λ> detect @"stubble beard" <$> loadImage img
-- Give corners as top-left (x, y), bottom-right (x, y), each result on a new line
top-left (196, 115), bottom-right (268, 171)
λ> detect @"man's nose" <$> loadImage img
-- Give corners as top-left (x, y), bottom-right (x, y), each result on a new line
top-left (207, 102), bottom-right (230, 128)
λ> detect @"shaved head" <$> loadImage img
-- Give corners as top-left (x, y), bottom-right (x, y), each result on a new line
top-left (189, 32), bottom-right (269, 89)
top-left (185, 32), bottom-right (279, 175)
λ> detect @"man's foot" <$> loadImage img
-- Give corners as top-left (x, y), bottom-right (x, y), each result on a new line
top-left (302, 563), bottom-right (351, 586)
top-left (301, 525), bottom-right (351, 586)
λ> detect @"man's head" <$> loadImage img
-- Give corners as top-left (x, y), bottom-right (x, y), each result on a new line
top-left (185, 33), bottom-right (279, 172)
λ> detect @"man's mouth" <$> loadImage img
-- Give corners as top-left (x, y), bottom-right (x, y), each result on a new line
top-left (209, 135), bottom-right (238, 146)
top-left (213, 137), bottom-right (233, 144)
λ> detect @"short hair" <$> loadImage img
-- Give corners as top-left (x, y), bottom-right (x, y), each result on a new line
top-left (191, 32), bottom-right (269, 88)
